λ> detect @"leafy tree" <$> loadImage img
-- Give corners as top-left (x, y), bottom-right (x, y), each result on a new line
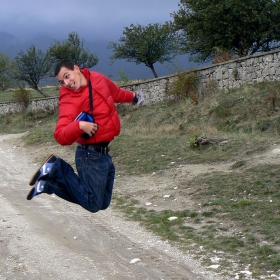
top-left (13, 45), bottom-right (53, 97)
top-left (47, 32), bottom-right (99, 68)
top-left (0, 53), bottom-right (15, 91)
top-left (172, 0), bottom-right (280, 62)
top-left (107, 22), bottom-right (179, 78)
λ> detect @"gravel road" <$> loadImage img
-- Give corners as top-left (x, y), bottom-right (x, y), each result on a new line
top-left (0, 133), bottom-right (221, 280)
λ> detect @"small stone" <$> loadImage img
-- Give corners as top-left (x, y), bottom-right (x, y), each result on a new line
top-left (168, 216), bottom-right (178, 221)
top-left (208, 265), bottom-right (220, 269)
top-left (130, 258), bottom-right (141, 264)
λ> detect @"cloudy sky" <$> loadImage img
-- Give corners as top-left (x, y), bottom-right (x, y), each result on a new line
top-left (0, 0), bottom-right (203, 79)
top-left (1, 0), bottom-right (179, 39)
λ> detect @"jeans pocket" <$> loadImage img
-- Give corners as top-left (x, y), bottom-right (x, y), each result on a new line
top-left (87, 150), bottom-right (102, 161)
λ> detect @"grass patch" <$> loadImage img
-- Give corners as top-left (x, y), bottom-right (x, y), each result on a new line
top-left (0, 110), bottom-right (58, 143)
top-left (0, 86), bottom-right (59, 102)
top-left (114, 163), bottom-right (280, 277)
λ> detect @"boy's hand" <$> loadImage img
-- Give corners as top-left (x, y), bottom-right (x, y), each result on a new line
top-left (132, 90), bottom-right (144, 105)
top-left (79, 121), bottom-right (98, 136)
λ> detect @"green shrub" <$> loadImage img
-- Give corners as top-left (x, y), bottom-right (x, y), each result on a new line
top-left (169, 70), bottom-right (198, 104)
top-left (12, 84), bottom-right (31, 108)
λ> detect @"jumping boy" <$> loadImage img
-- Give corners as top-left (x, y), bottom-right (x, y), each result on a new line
top-left (27, 59), bottom-right (143, 213)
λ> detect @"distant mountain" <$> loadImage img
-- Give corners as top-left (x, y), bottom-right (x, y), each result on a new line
top-left (0, 31), bottom-right (207, 84)
top-left (0, 31), bottom-right (20, 55)
top-left (0, 31), bottom-right (55, 57)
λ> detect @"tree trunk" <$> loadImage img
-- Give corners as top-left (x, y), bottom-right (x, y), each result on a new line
top-left (149, 65), bottom-right (158, 78)
top-left (34, 88), bottom-right (49, 97)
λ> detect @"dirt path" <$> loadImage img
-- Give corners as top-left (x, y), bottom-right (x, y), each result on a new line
top-left (0, 133), bottom-right (223, 280)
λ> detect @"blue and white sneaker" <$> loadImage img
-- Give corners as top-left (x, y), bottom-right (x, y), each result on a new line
top-left (26, 180), bottom-right (46, 200)
top-left (29, 154), bottom-right (56, 186)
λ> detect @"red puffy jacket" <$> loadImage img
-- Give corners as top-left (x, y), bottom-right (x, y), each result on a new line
top-left (54, 68), bottom-right (134, 145)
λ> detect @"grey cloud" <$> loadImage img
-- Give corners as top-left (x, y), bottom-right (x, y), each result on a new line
top-left (1, 0), bottom-right (178, 38)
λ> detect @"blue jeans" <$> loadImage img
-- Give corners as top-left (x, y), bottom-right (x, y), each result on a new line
top-left (45, 145), bottom-right (115, 213)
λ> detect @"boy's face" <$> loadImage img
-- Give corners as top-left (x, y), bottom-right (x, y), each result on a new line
top-left (56, 65), bottom-right (84, 91)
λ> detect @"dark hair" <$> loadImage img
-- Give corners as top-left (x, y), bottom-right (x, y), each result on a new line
top-left (54, 60), bottom-right (75, 76)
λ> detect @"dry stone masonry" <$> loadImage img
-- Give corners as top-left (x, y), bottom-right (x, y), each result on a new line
top-left (0, 97), bottom-right (58, 115)
top-left (1, 49), bottom-right (280, 115)
top-left (122, 49), bottom-right (280, 101)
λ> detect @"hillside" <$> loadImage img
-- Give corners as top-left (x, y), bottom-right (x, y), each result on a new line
top-left (1, 80), bottom-right (280, 279)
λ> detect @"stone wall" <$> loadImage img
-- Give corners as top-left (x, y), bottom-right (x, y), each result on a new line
top-left (1, 49), bottom-right (280, 114)
top-left (0, 97), bottom-right (59, 115)
top-left (122, 49), bottom-right (280, 103)
top-left (196, 50), bottom-right (280, 92)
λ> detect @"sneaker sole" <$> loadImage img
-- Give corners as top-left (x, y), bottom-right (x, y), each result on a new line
top-left (26, 185), bottom-right (36, 200)
top-left (29, 154), bottom-right (54, 186)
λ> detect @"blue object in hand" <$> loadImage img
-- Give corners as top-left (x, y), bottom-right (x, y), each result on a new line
top-left (75, 111), bottom-right (94, 123)
top-left (75, 112), bottom-right (95, 139)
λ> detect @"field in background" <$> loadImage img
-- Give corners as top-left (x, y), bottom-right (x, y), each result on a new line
top-left (0, 86), bottom-right (59, 102)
